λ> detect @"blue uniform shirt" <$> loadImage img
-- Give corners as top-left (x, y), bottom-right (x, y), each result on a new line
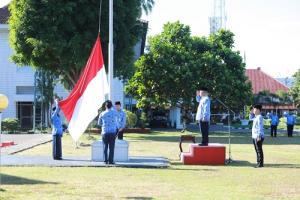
top-left (51, 106), bottom-right (63, 136)
top-left (252, 115), bottom-right (264, 139)
top-left (270, 114), bottom-right (279, 126)
top-left (98, 109), bottom-right (118, 135)
top-left (116, 109), bottom-right (126, 129)
top-left (196, 96), bottom-right (211, 122)
top-left (286, 114), bottom-right (296, 125)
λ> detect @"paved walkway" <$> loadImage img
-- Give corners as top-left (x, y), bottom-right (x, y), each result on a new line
top-left (1, 155), bottom-right (169, 168)
top-left (0, 134), bottom-right (52, 155)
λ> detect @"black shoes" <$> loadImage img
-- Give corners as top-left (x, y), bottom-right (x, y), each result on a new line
top-left (198, 143), bottom-right (208, 146)
top-left (255, 164), bottom-right (264, 168)
top-left (104, 160), bottom-right (115, 165)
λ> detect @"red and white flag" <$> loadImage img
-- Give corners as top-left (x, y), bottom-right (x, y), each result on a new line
top-left (59, 36), bottom-right (109, 141)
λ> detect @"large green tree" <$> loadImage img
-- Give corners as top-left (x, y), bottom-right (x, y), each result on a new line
top-left (126, 21), bottom-right (252, 111)
top-left (9, 0), bottom-right (153, 89)
top-left (290, 69), bottom-right (300, 108)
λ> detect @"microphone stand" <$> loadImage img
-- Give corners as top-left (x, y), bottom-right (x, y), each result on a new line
top-left (215, 98), bottom-right (235, 164)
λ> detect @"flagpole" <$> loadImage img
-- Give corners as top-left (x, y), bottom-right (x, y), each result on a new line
top-left (108, 0), bottom-right (114, 101)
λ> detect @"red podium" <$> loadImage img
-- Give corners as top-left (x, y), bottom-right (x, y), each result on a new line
top-left (181, 143), bottom-right (226, 165)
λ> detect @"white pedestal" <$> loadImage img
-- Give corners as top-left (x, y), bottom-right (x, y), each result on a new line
top-left (91, 139), bottom-right (129, 162)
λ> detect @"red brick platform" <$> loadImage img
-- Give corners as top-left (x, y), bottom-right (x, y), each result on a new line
top-left (181, 143), bottom-right (226, 165)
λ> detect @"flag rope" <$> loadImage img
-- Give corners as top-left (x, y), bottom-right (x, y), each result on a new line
top-left (98, 0), bottom-right (103, 33)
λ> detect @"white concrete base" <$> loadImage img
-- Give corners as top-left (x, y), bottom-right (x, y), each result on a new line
top-left (91, 139), bottom-right (129, 162)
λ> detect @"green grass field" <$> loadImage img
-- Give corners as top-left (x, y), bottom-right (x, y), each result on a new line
top-left (1, 130), bottom-right (300, 200)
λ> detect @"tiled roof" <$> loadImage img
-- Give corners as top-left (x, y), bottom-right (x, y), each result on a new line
top-left (263, 105), bottom-right (297, 110)
top-left (246, 68), bottom-right (289, 94)
top-left (0, 5), bottom-right (9, 24)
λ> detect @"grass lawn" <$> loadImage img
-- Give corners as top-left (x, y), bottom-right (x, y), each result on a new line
top-left (1, 130), bottom-right (300, 200)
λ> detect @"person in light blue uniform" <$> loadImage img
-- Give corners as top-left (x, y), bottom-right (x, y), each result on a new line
top-left (115, 101), bottom-right (126, 140)
top-left (285, 112), bottom-right (296, 137)
top-left (195, 87), bottom-right (211, 146)
top-left (98, 100), bottom-right (118, 164)
top-left (269, 112), bottom-right (279, 137)
top-left (51, 99), bottom-right (63, 160)
top-left (251, 104), bottom-right (265, 168)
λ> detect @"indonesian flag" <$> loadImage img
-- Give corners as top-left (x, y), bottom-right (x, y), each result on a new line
top-left (59, 36), bottom-right (109, 141)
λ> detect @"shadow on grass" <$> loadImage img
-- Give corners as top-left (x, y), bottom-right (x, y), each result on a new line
top-left (227, 160), bottom-right (300, 169)
top-left (170, 167), bottom-right (219, 172)
top-left (1, 174), bottom-right (57, 185)
top-left (264, 163), bottom-right (300, 169)
top-left (125, 197), bottom-right (153, 200)
top-left (170, 160), bottom-right (300, 171)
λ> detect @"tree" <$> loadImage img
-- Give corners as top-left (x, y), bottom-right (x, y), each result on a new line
top-left (125, 21), bottom-right (252, 112)
top-left (9, 0), bottom-right (154, 89)
top-left (290, 69), bottom-right (300, 108)
top-left (35, 70), bottom-right (57, 127)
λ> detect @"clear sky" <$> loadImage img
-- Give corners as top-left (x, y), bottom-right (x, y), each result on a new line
top-left (141, 0), bottom-right (300, 78)
top-left (1, 0), bottom-right (299, 78)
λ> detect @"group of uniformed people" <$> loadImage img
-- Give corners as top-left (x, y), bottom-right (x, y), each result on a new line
top-left (97, 100), bottom-right (126, 164)
top-left (51, 99), bottom-right (126, 163)
top-left (268, 111), bottom-right (297, 137)
top-left (195, 86), bottom-right (297, 169)
top-left (51, 88), bottom-right (296, 168)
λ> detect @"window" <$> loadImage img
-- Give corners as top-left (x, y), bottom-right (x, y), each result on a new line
top-left (16, 102), bottom-right (33, 129)
top-left (16, 86), bottom-right (34, 95)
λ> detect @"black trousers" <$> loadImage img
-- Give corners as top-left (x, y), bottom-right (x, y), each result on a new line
top-left (287, 125), bottom-right (294, 137)
top-left (270, 125), bottom-right (277, 137)
top-left (52, 135), bottom-right (62, 160)
top-left (117, 129), bottom-right (124, 140)
top-left (102, 133), bottom-right (116, 163)
top-left (253, 138), bottom-right (264, 166)
top-left (200, 121), bottom-right (209, 145)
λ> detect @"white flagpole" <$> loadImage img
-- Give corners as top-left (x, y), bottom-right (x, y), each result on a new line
top-left (108, 0), bottom-right (114, 101)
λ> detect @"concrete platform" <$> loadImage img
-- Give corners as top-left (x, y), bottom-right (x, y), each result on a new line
top-left (0, 155), bottom-right (169, 168)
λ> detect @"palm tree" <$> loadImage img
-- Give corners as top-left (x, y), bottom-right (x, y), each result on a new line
top-left (141, 0), bottom-right (155, 15)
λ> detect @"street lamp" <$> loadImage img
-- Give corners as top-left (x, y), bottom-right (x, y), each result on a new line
top-left (0, 94), bottom-right (9, 134)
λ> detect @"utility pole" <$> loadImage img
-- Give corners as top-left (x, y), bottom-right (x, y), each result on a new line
top-left (108, 0), bottom-right (114, 101)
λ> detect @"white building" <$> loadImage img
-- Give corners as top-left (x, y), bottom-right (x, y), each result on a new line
top-left (0, 6), bottom-right (70, 129)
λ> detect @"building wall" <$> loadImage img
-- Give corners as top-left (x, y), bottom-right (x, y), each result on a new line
top-left (0, 25), bottom-right (35, 119)
top-left (0, 24), bottom-right (68, 122)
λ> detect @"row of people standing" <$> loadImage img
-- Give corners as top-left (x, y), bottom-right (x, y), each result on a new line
top-left (51, 99), bottom-right (126, 162)
top-left (268, 112), bottom-right (297, 137)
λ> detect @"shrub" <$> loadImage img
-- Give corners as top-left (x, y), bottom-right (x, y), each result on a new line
top-left (137, 112), bottom-right (148, 128)
top-left (2, 118), bottom-right (20, 133)
top-left (124, 110), bottom-right (137, 128)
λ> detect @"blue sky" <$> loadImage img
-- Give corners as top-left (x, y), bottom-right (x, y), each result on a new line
top-left (1, 0), bottom-right (299, 78)
top-left (141, 0), bottom-right (300, 78)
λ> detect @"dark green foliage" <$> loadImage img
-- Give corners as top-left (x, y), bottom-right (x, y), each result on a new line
top-left (9, 0), bottom-right (154, 89)
top-left (290, 69), bottom-right (300, 108)
top-left (126, 21), bottom-right (252, 112)
top-left (2, 118), bottom-right (20, 133)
